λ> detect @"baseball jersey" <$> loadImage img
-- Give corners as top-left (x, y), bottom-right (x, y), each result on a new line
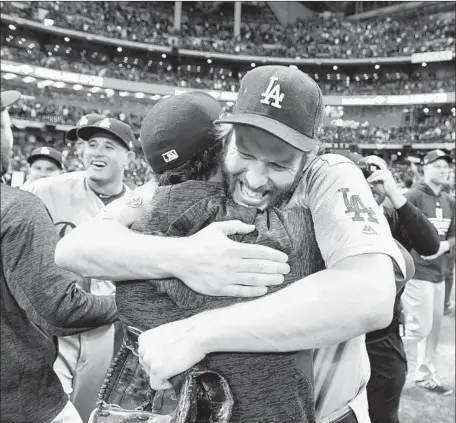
top-left (285, 154), bottom-right (406, 422)
top-left (23, 171), bottom-right (130, 296)
top-left (101, 155), bottom-right (406, 422)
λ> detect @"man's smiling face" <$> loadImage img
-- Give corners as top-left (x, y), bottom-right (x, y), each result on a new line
top-left (221, 125), bottom-right (307, 210)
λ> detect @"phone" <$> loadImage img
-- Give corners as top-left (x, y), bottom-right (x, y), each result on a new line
top-left (358, 161), bottom-right (381, 179)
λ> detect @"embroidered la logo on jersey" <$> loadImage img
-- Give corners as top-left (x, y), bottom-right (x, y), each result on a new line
top-left (260, 77), bottom-right (285, 109)
top-left (162, 149), bottom-right (179, 163)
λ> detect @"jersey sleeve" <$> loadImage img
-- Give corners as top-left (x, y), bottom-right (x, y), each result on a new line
top-left (98, 180), bottom-right (157, 227)
top-left (289, 154), bottom-right (406, 278)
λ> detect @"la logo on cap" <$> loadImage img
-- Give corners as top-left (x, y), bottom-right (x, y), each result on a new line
top-left (79, 116), bottom-right (88, 126)
top-left (260, 77), bottom-right (285, 109)
top-left (98, 118), bottom-right (111, 129)
top-left (41, 147), bottom-right (50, 155)
top-left (162, 149), bottom-right (179, 163)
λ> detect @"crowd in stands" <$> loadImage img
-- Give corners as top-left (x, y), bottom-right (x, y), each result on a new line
top-left (2, 44), bottom-right (455, 96)
top-left (8, 93), bottom-right (455, 144)
top-left (5, 90), bottom-right (454, 187)
top-left (2, 1), bottom-right (454, 58)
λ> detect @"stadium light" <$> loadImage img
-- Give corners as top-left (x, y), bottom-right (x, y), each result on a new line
top-left (64, 37), bottom-right (70, 42)
top-left (91, 86), bottom-right (101, 93)
top-left (289, 65), bottom-right (298, 69)
top-left (333, 65), bottom-right (338, 71)
top-left (375, 64), bottom-right (380, 70)
top-left (422, 62), bottom-right (427, 67)
top-left (207, 59), bottom-right (212, 64)
top-left (3, 73), bottom-right (16, 80)
top-left (437, 109), bottom-right (441, 113)
top-left (162, 54), bottom-right (167, 59)
top-left (37, 80), bottom-right (54, 88)
top-left (452, 108), bottom-right (455, 114)
top-left (119, 91), bottom-right (129, 97)
top-left (9, 24), bottom-right (16, 30)
top-left (117, 47), bottom-right (123, 52)
top-left (251, 63), bottom-right (256, 67)
top-left (105, 88), bottom-right (115, 97)
top-left (423, 108), bottom-right (429, 113)
top-left (43, 19), bottom-right (54, 26)
top-left (87, 93), bottom-right (92, 97)
top-left (135, 92), bottom-right (145, 99)
top-left (23, 76), bottom-right (36, 83)
top-left (72, 84), bottom-right (83, 91)
top-left (54, 82), bottom-right (66, 88)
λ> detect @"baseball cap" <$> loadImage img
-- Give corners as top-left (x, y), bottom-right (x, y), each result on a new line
top-left (27, 146), bottom-right (63, 169)
top-left (66, 113), bottom-right (105, 142)
top-left (216, 66), bottom-right (324, 152)
top-left (1, 90), bottom-right (21, 110)
top-left (77, 118), bottom-right (138, 151)
top-left (140, 92), bottom-right (222, 173)
top-left (423, 149), bottom-right (453, 165)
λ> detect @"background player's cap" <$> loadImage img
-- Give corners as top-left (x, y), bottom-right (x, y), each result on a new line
top-left (77, 118), bottom-right (138, 151)
top-left (423, 149), bottom-right (453, 165)
top-left (140, 91), bottom-right (222, 173)
top-left (66, 113), bottom-right (105, 142)
top-left (216, 65), bottom-right (324, 152)
top-left (1, 90), bottom-right (21, 110)
top-left (27, 146), bottom-right (63, 170)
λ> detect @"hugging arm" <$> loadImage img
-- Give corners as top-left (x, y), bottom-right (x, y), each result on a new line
top-left (55, 182), bottom-right (290, 297)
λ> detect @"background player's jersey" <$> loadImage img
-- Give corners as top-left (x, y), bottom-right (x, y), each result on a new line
top-left (23, 171), bottom-right (130, 295)
top-left (286, 153), bottom-right (406, 422)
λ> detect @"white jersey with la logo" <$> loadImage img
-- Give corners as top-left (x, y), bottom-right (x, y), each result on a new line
top-left (286, 153), bottom-right (406, 422)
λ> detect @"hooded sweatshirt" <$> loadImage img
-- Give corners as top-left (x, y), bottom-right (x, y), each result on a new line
top-left (405, 181), bottom-right (455, 283)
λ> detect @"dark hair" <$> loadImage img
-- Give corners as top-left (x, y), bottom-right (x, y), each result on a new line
top-left (404, 177), bottom-right (414, 189)
top-left (155, 139), bottom-right (223, 186)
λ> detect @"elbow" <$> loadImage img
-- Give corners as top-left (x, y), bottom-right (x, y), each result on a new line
top-left (417, 231), bottom-right (441, 256)
top-left (55, 236), bottom-right (89, 277)
top-left (54, 237), bottom-right (72, 271)
top-left (361, 270), bottom-right (396, 332)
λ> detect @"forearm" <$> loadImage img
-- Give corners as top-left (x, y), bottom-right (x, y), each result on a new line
top-left (193, 255), bottom-right (395, 353)
top-left (55, 218), bottom-right (181, 280)
top-left (12, 273), bottom-right (118, 337)
top-left (388, 189), bottom-right (407, 210)
top-left (396, 200), bottom-right (440, 255)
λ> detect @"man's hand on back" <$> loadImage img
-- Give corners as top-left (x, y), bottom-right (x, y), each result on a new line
top-left (175, 220), bottom-right (290, 297)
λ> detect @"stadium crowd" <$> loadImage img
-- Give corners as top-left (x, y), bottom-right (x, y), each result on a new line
top-left (6, 92), bottom-right (454, 188)
top-left (3, 45), bottom-right (455, 95)
top-left (2, 1), bottom-right (455, 58)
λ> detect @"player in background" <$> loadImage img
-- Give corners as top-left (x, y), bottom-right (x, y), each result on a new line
top-left (21, 146), bottom-right (63, 189)
top-left (23, 117), bottom-right (137, 422)
top-left (402, 149), bottom-right (455, 395)
top-left (66, 113), bottom-right (105, 168)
